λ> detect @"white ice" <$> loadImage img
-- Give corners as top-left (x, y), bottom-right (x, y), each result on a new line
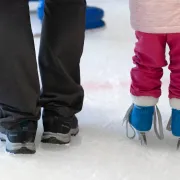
top-left (1, 1), bottom-right (179, 180)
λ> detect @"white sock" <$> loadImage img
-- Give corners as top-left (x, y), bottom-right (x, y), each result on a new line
top-left (132, 95), bottom-right (158, 106)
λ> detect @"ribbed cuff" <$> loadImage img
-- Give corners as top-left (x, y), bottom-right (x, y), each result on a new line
top-left (132, 95), bottom-right (158, 106)
top-left (170, 98), bottom-right (180, 110)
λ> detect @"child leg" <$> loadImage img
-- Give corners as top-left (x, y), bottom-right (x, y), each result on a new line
top-left (131, 31), bottom-right (167, 103)
top-left (167, 33), bottom-right (180, 138)
top-left (127, 31), bottom-right (167, 141)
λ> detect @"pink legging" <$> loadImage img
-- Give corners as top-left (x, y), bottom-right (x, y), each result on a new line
top-left (131, 31), bottom-right (180, 99)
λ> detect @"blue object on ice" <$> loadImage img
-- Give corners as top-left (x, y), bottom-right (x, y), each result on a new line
top-left (37, 0), bottom-right (105, 29)
top-left (85, 6), bottom-right (105, 29)
top-left (86, 20), bottom-right (105, 30)
top-left (86, 6), bottom-right (104, 23)
top-left (37, 0), bottom-right (44, 21)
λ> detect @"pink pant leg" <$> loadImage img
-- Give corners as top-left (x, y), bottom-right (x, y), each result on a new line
top-left (131, 31), bottom-right (167, 100)
top-left (168, 33), bottom-right (180, 99)
top-left (167, 33), bottom-right (180, 109)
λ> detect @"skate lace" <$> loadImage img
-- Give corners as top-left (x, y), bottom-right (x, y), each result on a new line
top-left (166, 116), bottom-right (172, 131)
top-left (122, 105), bottom-right (164, 140)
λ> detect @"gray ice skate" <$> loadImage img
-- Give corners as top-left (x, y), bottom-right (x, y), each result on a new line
top-left (166, 116), bottom-right (180, 150)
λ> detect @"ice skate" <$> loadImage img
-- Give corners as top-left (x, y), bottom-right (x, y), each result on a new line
top-left (123, 104), bottom-right (164, 145)
top-left (167, 109), bottom-right (180, 149)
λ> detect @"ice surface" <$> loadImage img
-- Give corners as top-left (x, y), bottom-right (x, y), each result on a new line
top-left (0, 1), bottom-right (179, 180)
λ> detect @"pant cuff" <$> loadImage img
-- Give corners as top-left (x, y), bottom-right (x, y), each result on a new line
top-left (170, 98), bottom-right (180, 110)
top-left (132, 95), bottom-right (158, 106)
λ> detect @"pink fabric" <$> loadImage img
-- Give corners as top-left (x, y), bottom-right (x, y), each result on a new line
top-left (131, 31), bottom-right (180, 99)
top-left (129, 0), bottom-right (180, 33)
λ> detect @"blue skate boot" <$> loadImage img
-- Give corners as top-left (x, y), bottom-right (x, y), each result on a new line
top-left (123, 104), bottom-right (164, 145)
top-left (167, 109), bottom-right (180, 149)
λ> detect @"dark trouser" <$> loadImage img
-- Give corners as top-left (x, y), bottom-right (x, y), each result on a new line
top-left (0, 0), bottom-right (86, 129)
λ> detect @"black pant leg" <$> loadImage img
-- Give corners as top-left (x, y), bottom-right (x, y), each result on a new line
top-left (39, 0), bottom-right (86, 117)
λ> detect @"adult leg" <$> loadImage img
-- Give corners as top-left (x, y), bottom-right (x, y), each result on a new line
top-left (39, 0), bottom-right (86, 144)
top-left (0, 0), bottom-right (40, 153)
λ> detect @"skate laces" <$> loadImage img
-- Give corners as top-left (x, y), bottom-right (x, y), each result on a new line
top-left (153, 106), bottom-right (164, 140)
top-left (122, 104), bottom-right (136, 139)
top-left (122, 104), bottom-right (164, 140)
top-left (166, 115), bottom-right (180, 150)
top-left (166, 116), bottom-right (172, 131)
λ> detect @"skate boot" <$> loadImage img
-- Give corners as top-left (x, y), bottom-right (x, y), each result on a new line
top-left (0, 121), bottom-right (37, 154)
top-left (41, 109), bottom-right (79, 144)
top-left (123, 104), bottom-right (164, 145)
top-left (167, 109), bottom-right (180, 149)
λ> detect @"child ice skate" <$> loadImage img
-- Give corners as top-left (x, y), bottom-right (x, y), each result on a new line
top-left (123, 0), bottom-right (180, 147)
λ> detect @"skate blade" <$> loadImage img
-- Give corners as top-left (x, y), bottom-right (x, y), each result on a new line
top-left (177, 139), bottom-right (180, 150)
top-left (138, 132), bottom-right (147, 146)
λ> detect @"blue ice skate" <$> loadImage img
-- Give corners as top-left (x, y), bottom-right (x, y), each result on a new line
top-left (123, 104), bottom-right (164, 145)
top-left (167, 109), bottom-right (180, 149)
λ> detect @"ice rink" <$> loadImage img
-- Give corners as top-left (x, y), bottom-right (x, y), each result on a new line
top-left (1, 0), bottom-right (180, 180)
